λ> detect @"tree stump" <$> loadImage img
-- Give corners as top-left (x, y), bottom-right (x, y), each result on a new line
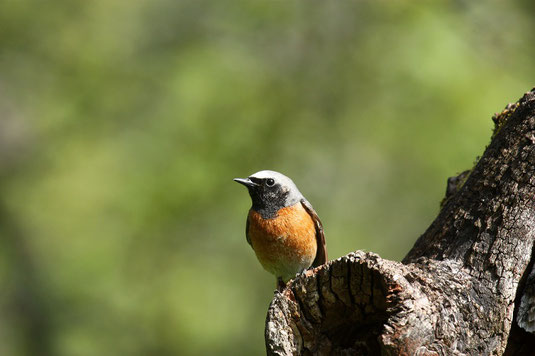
top-left (265, 89), bottom-right (535, 355)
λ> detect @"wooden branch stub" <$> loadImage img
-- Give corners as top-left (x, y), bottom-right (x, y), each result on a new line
top-left (266, 252), bottom-right (392, 355)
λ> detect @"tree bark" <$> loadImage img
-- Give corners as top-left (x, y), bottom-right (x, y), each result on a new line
top-left (265, 88), bottom-right (535, 355)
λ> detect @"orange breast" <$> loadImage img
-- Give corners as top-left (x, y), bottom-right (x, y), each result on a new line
top-left (247, 203), bottom-right (317, 281)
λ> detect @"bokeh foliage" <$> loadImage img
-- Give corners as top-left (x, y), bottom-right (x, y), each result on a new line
top-left (0, 0), bottom-right (534, 355)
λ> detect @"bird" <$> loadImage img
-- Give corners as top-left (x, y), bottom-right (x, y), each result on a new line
top-left (234, 170), bottom-right (327, 290)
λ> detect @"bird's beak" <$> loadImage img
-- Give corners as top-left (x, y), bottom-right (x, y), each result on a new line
top-left (233, 177), bottom-right (258, 188)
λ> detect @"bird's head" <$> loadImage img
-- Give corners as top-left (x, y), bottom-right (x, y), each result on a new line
top-left (234, 170), bottom-right (303, 218)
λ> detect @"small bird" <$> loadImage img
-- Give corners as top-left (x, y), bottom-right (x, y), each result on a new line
top-left (234, 170), bottom-right (327, 290)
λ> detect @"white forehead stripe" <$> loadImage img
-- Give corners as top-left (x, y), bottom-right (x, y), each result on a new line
top-left (250, 170), bottom-right (281, 179)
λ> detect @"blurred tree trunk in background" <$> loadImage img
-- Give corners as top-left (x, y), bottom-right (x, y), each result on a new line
top-left (0, 116), bottom-right (53, 356)
top-left (265, 89), bottom-right (535, 355)
top-left (0, 205), bottom-right (53, 356)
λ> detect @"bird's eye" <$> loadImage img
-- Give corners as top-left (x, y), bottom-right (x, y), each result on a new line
top-left (266, 178), bottom-right (275, 187)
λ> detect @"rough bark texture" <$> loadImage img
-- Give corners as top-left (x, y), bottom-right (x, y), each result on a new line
top-left (265, 89), bottom-right (535, 355)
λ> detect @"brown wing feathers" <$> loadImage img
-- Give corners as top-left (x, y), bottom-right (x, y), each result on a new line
top-left (301, 199), bottom-right (327, 267)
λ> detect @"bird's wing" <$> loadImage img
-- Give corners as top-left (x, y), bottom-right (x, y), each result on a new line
top-left (245, 214), bottom-right (252, 246)
top-left (301, 199), bottom-right (327, 267)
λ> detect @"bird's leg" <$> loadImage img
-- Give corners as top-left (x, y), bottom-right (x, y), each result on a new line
top-left (276, 277), bottom-right (286, 291)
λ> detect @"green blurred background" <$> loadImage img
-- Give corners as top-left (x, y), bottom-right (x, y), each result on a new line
top-left (0, 0), bottom-right (533, 355)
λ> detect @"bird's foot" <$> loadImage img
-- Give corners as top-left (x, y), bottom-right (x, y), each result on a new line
top-left (295, 268), bottom-right (310, 279)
